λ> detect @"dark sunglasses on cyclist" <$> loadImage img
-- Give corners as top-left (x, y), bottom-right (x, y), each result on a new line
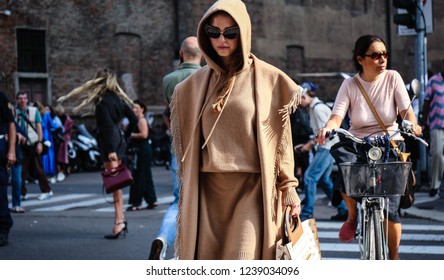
top-left (205, 24), bottom-right (239, 40)
top-left (364, 51), bottom-right (389, 60)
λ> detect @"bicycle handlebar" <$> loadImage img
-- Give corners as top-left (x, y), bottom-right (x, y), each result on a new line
top-left (329, 124), bottom-right (428, 147)
top-left (328, 128), bottom-right (365, 144)
top-left (399, 120), bottom-right (429, 147)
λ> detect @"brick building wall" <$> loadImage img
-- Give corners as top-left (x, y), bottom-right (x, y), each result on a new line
top-left (0, 0), bottom-right (442, 114)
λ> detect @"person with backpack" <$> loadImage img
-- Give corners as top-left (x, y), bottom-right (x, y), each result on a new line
top-left (295, 86), bottom-right (348, 222)
top-left (15, 91), bottom-right (53, 200)
top-left (290, 104), bottom-right (313, 189)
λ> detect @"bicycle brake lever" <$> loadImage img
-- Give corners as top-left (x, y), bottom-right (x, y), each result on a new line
top-left (402, 131), bottom-right (428, 147)
top-left (401, 120), bottom-right (413, 132)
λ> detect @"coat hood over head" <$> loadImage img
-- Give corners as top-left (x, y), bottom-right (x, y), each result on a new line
top-left (197, 0), bottom-right (251, 73)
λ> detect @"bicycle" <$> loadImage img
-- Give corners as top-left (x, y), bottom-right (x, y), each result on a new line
top-left (329, 120), bottom-right (428, 260)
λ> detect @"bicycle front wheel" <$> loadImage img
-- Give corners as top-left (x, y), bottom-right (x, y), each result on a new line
top-left (372, 207), bottom-right (385, 259)
top-left (364, 204), bottom-right (385, 260)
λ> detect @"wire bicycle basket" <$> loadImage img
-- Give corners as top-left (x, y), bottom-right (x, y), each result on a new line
top-left (339, 162), bottom-right (412, 197)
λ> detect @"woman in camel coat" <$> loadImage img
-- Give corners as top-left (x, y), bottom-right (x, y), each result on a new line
top-left (171, 0), bottom-right (302, 260)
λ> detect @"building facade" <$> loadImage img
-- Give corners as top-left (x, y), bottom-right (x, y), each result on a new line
top-left (0, 0), bottom-right (442, 115)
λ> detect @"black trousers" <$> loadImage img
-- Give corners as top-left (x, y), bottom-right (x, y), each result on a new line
top-left (21, 144), bottom-right (51, 195)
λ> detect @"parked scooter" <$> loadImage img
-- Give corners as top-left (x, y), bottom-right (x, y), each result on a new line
top-left (68, 124), bottom-right (102, 172)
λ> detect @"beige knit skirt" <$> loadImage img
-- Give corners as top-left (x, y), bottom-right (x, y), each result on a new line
top-left (196, 172), bottom-right (264, 260)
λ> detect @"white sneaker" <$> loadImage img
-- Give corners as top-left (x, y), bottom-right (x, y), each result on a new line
top-left (38, 191), bottom-right (53, 200)
top-left (56, 172), bottom-right (66, 182)
top-left (49, 177), bottom-right (56, 184)
top-left (148, 237), bottom-right (167, 260)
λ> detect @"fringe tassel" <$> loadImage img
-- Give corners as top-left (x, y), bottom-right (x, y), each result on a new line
top-left (278, 87), bottom-right (302, 128)
top-left (170, 94), bottom-right (184, 260)
top-left (272, 87), bottom-right (302, 220)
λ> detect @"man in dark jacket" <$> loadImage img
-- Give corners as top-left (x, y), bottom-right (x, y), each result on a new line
top-left (0, 91), bottom-right (17, 246)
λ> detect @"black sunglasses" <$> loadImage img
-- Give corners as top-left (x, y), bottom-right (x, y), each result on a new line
top-left (364, 51), bottom-right (389, 60)
top-left (205, 24), bottom-right (239, 40)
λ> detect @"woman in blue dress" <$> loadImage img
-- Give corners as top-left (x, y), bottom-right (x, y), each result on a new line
top-left (37, 103), bottom-right (61, 184)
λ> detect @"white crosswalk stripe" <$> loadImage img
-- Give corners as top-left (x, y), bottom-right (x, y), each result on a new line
top-left (20, 194), bottom-right (95, 208)
top-left (8, 193), bottom-right (174, 212)
top-left (9, 193), bottom-right (444, 259)
top-left (316, 221), bottom-right (444, 259)
top-left (95, 194), bottom-right (175, 212)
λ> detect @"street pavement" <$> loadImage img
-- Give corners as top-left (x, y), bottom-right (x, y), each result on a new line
top-left (1, 166), bottom-right (174, 260)
top-left (0, 165), bottom-right (443, 260)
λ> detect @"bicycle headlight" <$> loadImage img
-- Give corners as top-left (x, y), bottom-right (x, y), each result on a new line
top-left (368, 147), bottom-right (382, 161)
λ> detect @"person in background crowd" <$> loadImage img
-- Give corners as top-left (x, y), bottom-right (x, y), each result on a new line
top-left (290, 102), bottom-right (312, 190)
top-left (295, 86), bottom-right (348, 222)
top-left (53, 104), bottom-right (73, 182)
top-left (290, 81), bottom-right (319, 192)
top-left (9, 115), bottom-right (26, 213)
top-left (403, 81), bottom-right (421, 188)
top-left (317, 34), bottom-right (422, 259)
top-left (301, 81), bottom-right (318, 97)
top-left (47, 104), bottom-right (64, 179)
top-left (0, 90), bottom-right (17, 246)
top-left (58, 68), bottom-right (138, 239)
top-left (170, 0), bottom-right (301, 260)
top-left (148, 36), bottom-right (202, 260)
top-left (37, 102), bottom-right (62, 184)
top-left (422, 58), bottom-right (444, 198)
top-left (126, 99), bottom-right (158, 211)
top-left (15, 91), bottom-right (53, 200)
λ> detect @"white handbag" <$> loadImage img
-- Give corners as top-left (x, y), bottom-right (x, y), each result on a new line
top-left (276, 207), bottom-right (322, 260)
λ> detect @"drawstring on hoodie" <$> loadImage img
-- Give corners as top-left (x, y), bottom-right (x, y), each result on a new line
top-left (202, 76), bottom-right (236, 149)
top-left (211, 76), bottom-right (235, 112)
top-left (181, 74), bottom-right (237, 161)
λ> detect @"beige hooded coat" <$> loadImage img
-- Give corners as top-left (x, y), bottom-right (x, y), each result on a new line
top-left (171, 0), bottom-right (301, 260)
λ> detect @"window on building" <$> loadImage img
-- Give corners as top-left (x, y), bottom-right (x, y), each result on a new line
top-left (286, 45), bottom-right (304, 81)
top-left (16, 29), bottom-right (47, 73)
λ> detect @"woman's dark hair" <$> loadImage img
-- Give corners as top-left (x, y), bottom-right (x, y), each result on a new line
top-left (45, 104), bottom-right (56, 119)
top-left (133, 99), bottom-right (147, 114)
top-left (352, 35), bottom-right (387, 73)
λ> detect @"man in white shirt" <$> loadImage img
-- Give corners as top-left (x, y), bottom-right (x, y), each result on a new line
top-left (295, 86), bottom-right (348, 221)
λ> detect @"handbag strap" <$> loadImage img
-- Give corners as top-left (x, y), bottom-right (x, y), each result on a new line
top-left (18, 110), bottom-right (38, 134)
top-left (282, 206), bottom-right (303, 245)
top-left (354, 77), bottom-right (403, 157)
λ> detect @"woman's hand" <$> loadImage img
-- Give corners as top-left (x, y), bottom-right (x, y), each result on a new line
top-left (18, 133), bottom-right (26, 145)
top-left (36, 142), bottom-right (43, 154)
top-left (7, 150), bottom-right (16, 167)
top-left (108, 152), bottom-right (118, 162)
top-left (104, 153), bottom-right (120, 169)
top-left (317, 115), bottom-right (343, 145)
top-left (316, 127), bottom-right (331, 145)
top-left (411, 123), bottom-right (423, 137)
top-left (285, 203), bottom-right (301, 217)
top-left (402, 109), bottom-right (423, 137)
top-left (294, 143), bottom-right (305, 153)
top-left (104, 152), bottom-right (120, 170)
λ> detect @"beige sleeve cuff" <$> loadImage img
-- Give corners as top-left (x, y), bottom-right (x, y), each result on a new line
top-left (282, 186), bottom-right (301, 205)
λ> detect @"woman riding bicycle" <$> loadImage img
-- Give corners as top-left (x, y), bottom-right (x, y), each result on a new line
top-left (317, 34), bottom-right (422, 260)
